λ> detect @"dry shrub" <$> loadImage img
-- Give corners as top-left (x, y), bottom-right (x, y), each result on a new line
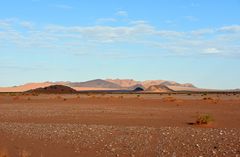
top-left (203, 97), bottom-right (213, 100)
top-left (119, 96), bottom-right (124, 99)
top-left (203, 97), bottom-right (219, 104)
top-left (22, 93), bottom-right (30, 96)
top-left (196, 114), bottom-right (214, 125)
top-left (9, 93), bottom-right (17, 96)
top-left (31, 93), bottom-right (39, 96)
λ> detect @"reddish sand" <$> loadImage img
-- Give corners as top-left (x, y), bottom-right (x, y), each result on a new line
top-left (0, 93), bottom-right (239, 156)
top-left (0, 82), bottom-right (53, 92)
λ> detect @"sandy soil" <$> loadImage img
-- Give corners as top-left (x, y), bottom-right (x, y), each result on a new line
top-left (0, 93), bottom-right (240, 157)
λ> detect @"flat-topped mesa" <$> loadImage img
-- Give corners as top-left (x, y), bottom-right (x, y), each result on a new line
top-left (26, 85), bottom-right (77, 94)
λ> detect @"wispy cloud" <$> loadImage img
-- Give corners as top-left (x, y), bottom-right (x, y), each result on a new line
top-left (191, 28), bottom-right (214, 36)
top-left (116, 10), bottom-right (128, 17)
top-left (20, 21), bottom-right (35, 30)
top-left (218, 25), bottom-right (240, 33)
top-left (184, 16), bottom-right (199, 22)
top-left (130, 20), bottom-right (148, 25)
top-left (203, 48), bottom-right (221, 54)
top-left (0, 18), bottom-right (239, 58)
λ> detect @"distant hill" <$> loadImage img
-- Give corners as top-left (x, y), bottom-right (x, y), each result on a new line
top-left (67, 79), bottom-right (121, 88)
top-left (133, 87), bottom-right (144, 92)
top-left (128, 84), bottom-right (145, 90)
top-left (0, 79), bottom-right (199, 92)
top-left (106, 79), bottom-right (140, 87)
top-left (159, 81), bottom-right (195, 88)
top-left (145, 85), bottom-right (174, 93)
top-left (27, 85), bottom-right (77, 94)
top-left (107, 79), bottom-right (196, 89)
top-left (0, 82), bottom-right (54, 92)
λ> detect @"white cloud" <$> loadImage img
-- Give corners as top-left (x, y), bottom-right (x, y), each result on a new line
top-left (218, 25), bottom-right (240, 33)
top-left (0, 19), bottom-right (239, 57)
top-left (184, 16), bottom-right (199, 22)
top-left (203, 48), bottom-right (221, 54)
top-left (157, 30), bottom-right (184, 37)
top-left (43, 23), bottom-right (155, 43)
top-left (130, 20), bottom-right (148, 25)
top-left (20, 21), bottom-right (35, 30)
top-left (0, 19), bottom-right (16, 29)
top-left (191, 28), bottom-right (214, 36)
top-left (116, 10), bottom-right (128, 16)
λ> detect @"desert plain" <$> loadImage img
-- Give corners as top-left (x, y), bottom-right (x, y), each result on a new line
top-left (0, 92), bottom-right (239, 157)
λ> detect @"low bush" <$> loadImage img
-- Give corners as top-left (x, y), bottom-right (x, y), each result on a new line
top-left (196, 114), bottom-right (214, 125)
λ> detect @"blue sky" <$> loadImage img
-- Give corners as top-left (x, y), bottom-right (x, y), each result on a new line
top-left (0, 0), bottom-right (240, 89)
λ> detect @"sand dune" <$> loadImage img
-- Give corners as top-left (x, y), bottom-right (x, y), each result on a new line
top-left (0, 82), bottom-right (54, 92)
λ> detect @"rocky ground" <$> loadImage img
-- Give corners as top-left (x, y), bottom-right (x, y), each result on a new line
top-left (0, 93), bottom-right (239, 157)
top-left (0, 123), bottom-right (239, 157)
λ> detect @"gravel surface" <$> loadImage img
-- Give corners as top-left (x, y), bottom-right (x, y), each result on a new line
top-left (0, 122), bottom-right (239, 157)
top-left (0, 94), bottom-right (239, 156)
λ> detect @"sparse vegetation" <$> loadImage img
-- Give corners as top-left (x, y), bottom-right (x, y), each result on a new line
top-left (196, 114), bottom-right (214, 125)
top-left (119, 96), bottom-right (124, 99)
top-left (32, 93), bottom-right (39, 96)
top-left (9, 93), bottom-right (17, 96)
top-left (203, 97), bottom-right (213, 100)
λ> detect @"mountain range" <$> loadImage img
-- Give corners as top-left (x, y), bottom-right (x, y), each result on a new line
top-left (0, 79), bottom-right (199, 92)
